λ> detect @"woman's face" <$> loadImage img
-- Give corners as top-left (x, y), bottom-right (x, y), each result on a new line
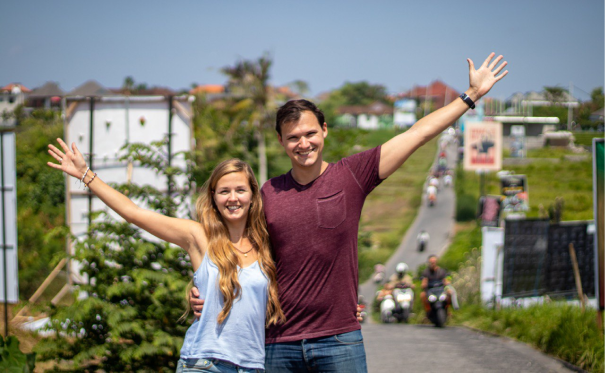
top-left (213, 171), bottom-right (253, 224)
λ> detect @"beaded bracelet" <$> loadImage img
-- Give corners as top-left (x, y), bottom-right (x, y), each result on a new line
top-left (85, 173), bottom-right (97, 188)
top-left (80, 167), bottom-right (90, 184)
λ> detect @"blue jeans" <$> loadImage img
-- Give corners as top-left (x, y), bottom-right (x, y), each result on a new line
top-left (176, 358), bottom-right (264, 373)
top-left (264, 330), bottom-right (368, 372)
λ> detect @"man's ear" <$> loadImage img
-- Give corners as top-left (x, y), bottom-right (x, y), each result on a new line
top-left (277, 133), bottom-right (284, 147)
top-left (322, 122), bottom-right (328, 138)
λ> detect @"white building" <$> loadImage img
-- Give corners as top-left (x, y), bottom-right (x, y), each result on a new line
top-left (64, 81), bottom-right (194, 283)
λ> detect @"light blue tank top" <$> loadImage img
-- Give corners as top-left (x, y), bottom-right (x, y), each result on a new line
top-left (180, 254), bottom-right (268, 370)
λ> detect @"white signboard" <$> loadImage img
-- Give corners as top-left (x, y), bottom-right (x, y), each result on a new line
top-left (481, 226), bottom-right (504, 304)
top-left (0, 132), bottom-right (18, 303)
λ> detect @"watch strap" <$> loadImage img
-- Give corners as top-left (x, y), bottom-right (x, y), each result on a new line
top-left (459, 93), bottom-right (476, 109)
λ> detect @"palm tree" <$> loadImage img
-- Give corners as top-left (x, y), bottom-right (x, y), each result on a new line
top-left (222, 54), bottom-right (274, 185)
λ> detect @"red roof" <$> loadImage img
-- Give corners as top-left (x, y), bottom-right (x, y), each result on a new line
top-left (190, 84), bottom-right (225, 95)
top-left (398, 80), bottom-right (460, 109)
top-left (1, 83), bottom-right (31, 93)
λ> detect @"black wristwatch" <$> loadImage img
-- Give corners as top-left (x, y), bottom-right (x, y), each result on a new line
top-left (459, 93), bottom-right (476, 109)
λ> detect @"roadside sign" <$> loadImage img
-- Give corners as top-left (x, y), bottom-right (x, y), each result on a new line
top-left (593, 138), bottom-right (604, 310)
top-left (463, 121), bottom-right (502, 171)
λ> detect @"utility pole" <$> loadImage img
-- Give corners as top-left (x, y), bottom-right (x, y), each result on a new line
top-left (567, 82), bottom-right (574, 131)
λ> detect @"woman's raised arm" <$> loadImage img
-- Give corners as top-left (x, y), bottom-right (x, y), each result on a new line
top-left (47, 138), bottom-right (206, 268)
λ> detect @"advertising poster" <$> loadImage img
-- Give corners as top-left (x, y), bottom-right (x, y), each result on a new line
top-left (594, 138), bottom-right (604, 311)
top-left (501, 174), bottom-right (529, 212)
top-left (463, 121), bottom-right (502, 171)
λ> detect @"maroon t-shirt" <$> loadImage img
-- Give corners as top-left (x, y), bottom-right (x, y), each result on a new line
top-left (262, 146), bottom-right (383, 343)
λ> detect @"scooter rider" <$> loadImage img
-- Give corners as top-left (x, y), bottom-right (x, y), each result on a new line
top-left (420, 255), bottom-right (451, 313)
top-left (392, 262), bottom-right (414, 289)
top-left (417, 230), bottom-right (430, 252)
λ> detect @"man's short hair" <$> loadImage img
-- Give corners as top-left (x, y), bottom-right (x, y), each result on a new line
top-left (275, 99), bottom-right (325, 136)
top-left (428, 254), bottom-right (438, 261)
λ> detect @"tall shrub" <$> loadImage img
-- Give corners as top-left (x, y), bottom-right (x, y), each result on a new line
top-left (36, 141), bottom-right (194, 371)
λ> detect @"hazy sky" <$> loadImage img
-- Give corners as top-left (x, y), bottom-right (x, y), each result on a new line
top-left (2, 1), bottom-right (603, 101)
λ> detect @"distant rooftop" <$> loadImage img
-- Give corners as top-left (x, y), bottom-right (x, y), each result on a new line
top-left (67, 80), bottom-right (114, 97)
top-left (1, 83), bottom-right (31, 93)
top-left (29, 81), bottom-right (64, 97)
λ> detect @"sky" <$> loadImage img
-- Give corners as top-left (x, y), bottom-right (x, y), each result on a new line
top-left (1, 0), bottom-right (603, 101)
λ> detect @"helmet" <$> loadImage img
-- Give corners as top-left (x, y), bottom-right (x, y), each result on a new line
top-left (396, 262), bottom-right (408, 275)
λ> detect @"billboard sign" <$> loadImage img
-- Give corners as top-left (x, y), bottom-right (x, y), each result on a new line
top-left (463, 121), bottom-right (502, 171)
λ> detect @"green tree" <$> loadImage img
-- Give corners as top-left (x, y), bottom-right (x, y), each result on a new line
top-left (533, 86), bottom-right (570, 127)
top-left (339, 81), bottom-right (390, 106)
top-left (318, 81), bottom-right (390, 126)
top-left (576, 87), bottom-right (605, 129)
top-left (36, 141), bottom-right (193, 371)
top-left (222, 54), bottom-right (275, 185)
top-left (16, 110), bottom-right (67, 298)
top-left (122, 76), bottom-right (135, 94)
top-left (287, 80), bottom-right (310, 97)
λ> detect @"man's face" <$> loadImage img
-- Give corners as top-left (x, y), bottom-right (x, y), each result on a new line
top-left (428, 257), bottom-right (438, 271)
top-left (278, 111), bottom-right (328, 169)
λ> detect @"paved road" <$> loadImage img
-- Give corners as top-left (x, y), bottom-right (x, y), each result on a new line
top-left (358, 139), bottom-right (575, 372)
top-left (361, 323), bottom-right (575, 372)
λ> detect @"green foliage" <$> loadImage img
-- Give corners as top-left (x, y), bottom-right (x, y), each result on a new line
top-left (35, 141), bottom-right (193, 371)
top-left (319, 81), bottom-right (390, 125)
top-left (440, 223), bottom-right (482, 272)
top-left (0, 336), bottom-right (36, 373)
top-left (191, 94), bottom-right (259, 184)
top-left (573, 132), bottom-right (604, 146)
top-left (577, 87), bottom-right (604, 129)
top-left (16, 110), bottom-right (67, 298)
top-left (338, 81), bottom-right (390, 106)
top-left (454, 166), bottom-right (479, 222)
top-left (456, 194), bottom-right (477, 222)
top-left (533, 105), bottom-right (569, 129)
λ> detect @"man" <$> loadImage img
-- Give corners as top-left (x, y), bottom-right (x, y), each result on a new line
top-left (420, 255), bottom-right (456, 313)
top-left (191, 53), bottom-right (508, 372)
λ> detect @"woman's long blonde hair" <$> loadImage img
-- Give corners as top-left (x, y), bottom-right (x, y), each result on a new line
top-left (195, 159), bottom-right (285, 326)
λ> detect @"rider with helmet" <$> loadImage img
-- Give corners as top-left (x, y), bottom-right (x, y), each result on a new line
top-left (391, 262), bottom-right (414, 289)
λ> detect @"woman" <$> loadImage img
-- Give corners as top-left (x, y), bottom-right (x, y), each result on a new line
top-left (47, 138), bottom-right (284, 373)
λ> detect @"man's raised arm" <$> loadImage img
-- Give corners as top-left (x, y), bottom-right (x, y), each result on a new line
top-left (379, 52), bottom-right (508, 179)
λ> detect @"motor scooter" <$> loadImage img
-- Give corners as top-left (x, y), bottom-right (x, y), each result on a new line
top-left (380, 294), bottom-right (396, 323)
top-left (428, 193), bottom-right (437, 207)
top-left (392, 285), bottom-right (414, 323)
top-left (426, 281), bottom-right (448, 327)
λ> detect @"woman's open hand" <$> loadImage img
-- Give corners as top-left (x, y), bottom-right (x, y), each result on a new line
top-left (47, 138), bottom-right (88, 179)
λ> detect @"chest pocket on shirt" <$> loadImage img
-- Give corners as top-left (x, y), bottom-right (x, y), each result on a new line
top-left (317, 191), bottom-right (346, 229)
